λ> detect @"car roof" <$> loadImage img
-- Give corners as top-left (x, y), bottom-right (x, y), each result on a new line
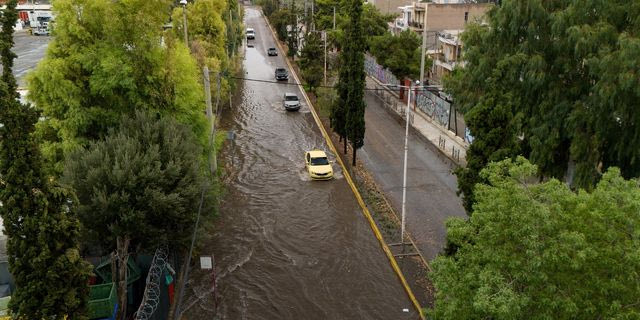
top-left (308, 150), bottom-right (327, 158)
top-left (246, 28), bottom-right (254, 31)
top-left (269, 47), bottom-right (276, 50)
top-left (276, 67), bottom-right (287, 71)
top-left (284, 92), bottom-right (297, 97)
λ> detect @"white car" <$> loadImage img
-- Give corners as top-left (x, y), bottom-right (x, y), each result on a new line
top-left (246, 28), bottom-right (255, 40)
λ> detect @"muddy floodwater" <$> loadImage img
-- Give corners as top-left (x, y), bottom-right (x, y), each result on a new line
top-left (181, 7), bottom-right (418, 320)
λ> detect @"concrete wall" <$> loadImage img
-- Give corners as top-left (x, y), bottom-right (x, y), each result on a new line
top-left (425, 3), bottom-right (492, 32)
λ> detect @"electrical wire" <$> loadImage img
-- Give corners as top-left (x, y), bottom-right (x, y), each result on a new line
top-left (227, 76), bottom-right (442, 92)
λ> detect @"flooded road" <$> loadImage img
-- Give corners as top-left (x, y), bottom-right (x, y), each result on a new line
top-left (182, 7), bottom-right (418, 320)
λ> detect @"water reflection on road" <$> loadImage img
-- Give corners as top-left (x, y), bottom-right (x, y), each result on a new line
top-left (182, 8), bottom-right (417, 319)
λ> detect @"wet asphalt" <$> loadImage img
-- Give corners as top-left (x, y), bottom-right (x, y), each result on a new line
top-left (361, 90), bottom-right (467, 261)
top-left (5, 13), bottom-right (428, 319)
top-left (181, 7), bottom-right (418, 319)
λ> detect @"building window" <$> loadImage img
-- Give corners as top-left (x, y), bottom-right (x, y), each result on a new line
top-left (464, 12), bottom-right (469, 23)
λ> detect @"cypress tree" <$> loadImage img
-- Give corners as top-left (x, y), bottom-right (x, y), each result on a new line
top-left (343, 0), bottom-right (366, 166)
top-left (332, 55), bottom-right (349, 154)
top-left (0, 1), bottom-right (92, 318)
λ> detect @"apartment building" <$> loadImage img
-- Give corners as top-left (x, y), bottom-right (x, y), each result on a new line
top-left (391, 1), bottom-right (491, 49)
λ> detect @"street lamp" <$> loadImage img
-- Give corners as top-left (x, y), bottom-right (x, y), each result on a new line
top-left (400, 80), bottom-right (419, 250)
top-left (180, 0), bottom-right (188, 46)
top-left (382, 80), bottom-right (437, 250)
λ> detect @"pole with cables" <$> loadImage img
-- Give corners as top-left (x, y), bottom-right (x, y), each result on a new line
top-left (333, 6), bottom-right (336, 30)
top-left (401, 80), bottom-right (418, 252)
top-left (419, 14), bottom-right (427, 84)
top-left (323, 31), bottom-right (327, 85)
top-left (181, 0), bottom-right (188, 46)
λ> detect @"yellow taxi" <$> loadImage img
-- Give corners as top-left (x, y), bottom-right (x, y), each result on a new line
top-left (305, 150), bottom-right (334, 180)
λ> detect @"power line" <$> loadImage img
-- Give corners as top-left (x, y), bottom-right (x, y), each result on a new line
top-left (227, 75), bottom-right (441, 92)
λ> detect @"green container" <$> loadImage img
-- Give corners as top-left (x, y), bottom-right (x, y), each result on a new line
top-left (95, 257), bottom-right (141, 286)
top-left (88, 283), bottom-right (117, 319)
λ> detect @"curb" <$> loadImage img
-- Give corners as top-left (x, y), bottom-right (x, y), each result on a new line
top-left (261, 10), bottom-right (426, 319)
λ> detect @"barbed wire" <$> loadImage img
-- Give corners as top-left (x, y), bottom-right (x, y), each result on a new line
top-left (134, 246), bottom-right (168, 320)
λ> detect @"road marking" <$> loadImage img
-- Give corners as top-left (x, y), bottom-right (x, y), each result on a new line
top-left (258, 7), bottom-right (426, 319)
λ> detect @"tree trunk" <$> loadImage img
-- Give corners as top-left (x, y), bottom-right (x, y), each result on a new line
top-left (116, 236), bottom-right (130, 320)
top-left (352, 142), bottom-right (357, 166)
top-left (343, 136), bottom-right (347, 155)
top-left (167, 250), bottom-right (190, 320)
top-left (110, 252), bottom-right (117, 283)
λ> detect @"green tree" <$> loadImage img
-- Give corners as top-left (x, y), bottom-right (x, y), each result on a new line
top-left (360, 4), bottom-right (393, 50)
top-left (269, 8), bottom-right (293, 41)
top-left (339, 0), bottom-right (366, 165)
top-left (447, 0), bottom-right (640, 213)
top-left (286, 1), bottom-right (299, 58)
top-left (27, 0), bottom-right (207, 173)
top-left (172, 0), bottom-right (232, 99)
top-left (300, 31), bottom-right (324, 92)
top-left (370, 30), bottom-right (426, 80)
top-left (431, 157), bottom-right (640, 319)
top-left (62, 112), bottom-right (209, 319)
top-left (0, 1), bottom-right (92, 318)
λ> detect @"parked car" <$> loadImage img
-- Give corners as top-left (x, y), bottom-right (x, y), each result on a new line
top-left (275, 67), bottom-right (288, 81)
top-left (304, 150), bottom-right (334, 180)
top-left (267, 47), bottom-right (278, 56)
top-left (283, 93), bottom-right (301, 111)
top-left (246, 28), bottom-right (255, 40)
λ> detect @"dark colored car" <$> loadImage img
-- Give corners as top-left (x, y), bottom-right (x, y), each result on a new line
top-left (267, 47), bottom-right (278, 56)
top-left (283, 93), bottom-right (301, 111)
top-left (275, 67), bottom-right (288, 81)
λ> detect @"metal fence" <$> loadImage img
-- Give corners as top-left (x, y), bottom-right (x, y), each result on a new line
top-left (365, 54), bottom-right (400, 88)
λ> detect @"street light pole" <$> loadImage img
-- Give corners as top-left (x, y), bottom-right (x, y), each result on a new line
top-left (181, 0), bottom-right (188, 46)
top-left (333, 6), bottom-right (336, 30)
top-left (400, 81), bottom-right (416, 250)
top-left (419, 13), bottom-right (427, 84)
top-left (323, 31), bottom-right (327, 85)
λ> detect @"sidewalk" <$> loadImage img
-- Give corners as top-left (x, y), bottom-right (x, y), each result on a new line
top-left (366, 76), bottom-right (468, 166)
top-left (361, 81), bottom-right (467, 261)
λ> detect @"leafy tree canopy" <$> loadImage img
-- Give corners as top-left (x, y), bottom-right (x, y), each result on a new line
top-left (62, 111), bottom-right (209, 253)
top-left (432, 157), bottom-right (640, 319)
top-left (27, 0), bottom-right (207, 173)
top-left (300, 31), bottom-right (324, 92)
top-left (370, 30), bottom-right (427, 80)
top-left (1, 1), bottom-right (91, 318)
top-left (446, 0), bottom-right (640, 199)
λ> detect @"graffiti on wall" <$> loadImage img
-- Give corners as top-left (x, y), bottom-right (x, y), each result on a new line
top-left (415, 90), bottom-right (450, 128)
top-left (365, 54), bottom-right (469, 140)
top-left (364, 54), bottom-right (400, 87)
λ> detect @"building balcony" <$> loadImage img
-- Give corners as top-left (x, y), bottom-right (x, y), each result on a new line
top-left (408, 20), bottom-right (424, 30)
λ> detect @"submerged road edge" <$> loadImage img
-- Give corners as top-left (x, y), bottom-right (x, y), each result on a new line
top-left (259, 8), bottom-right (426, 319)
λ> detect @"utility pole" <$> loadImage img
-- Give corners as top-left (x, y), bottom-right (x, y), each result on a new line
top-left (401, 80), bottom-right (419, 252)
top-left (419, 13), bottom-right (427, 84)
top-left (333, 6), bottom-right (336, 30)
top-left (203, 67), bottom-right (217, 174)
top-left (323, 31), bottom-right (327, 85)
top-left (181, 0), bottom-right (188, 46)
top-left (311, 0), bottom-right (315, 31)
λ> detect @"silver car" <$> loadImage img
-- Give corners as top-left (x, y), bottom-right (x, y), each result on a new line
top-left (283, 93), bottom-right (301, 111)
